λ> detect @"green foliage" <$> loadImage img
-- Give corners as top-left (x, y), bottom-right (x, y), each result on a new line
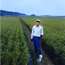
top-left (22, 16), bottom-right (65, 63)
top-left (1, 16), bottom-right (65, 65)
top-left (0, 16), bottom-right (29, 65)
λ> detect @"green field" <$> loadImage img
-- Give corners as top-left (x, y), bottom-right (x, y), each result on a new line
top-left (22, 16), bottom-right (65, 64)
top-left (0, 16), bottom-right (29, 65)
top-left (0, 16), bottom-right (65, 65)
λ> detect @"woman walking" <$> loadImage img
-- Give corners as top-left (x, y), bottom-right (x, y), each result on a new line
top-left (31, 19), bottom-right (44, 63)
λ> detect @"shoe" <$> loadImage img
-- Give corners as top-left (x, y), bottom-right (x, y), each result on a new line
top-left (37, 54), bottom-right (43, 62)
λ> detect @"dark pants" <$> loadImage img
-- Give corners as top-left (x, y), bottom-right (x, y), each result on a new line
top-left (32, 36), bottom-right (42, 58)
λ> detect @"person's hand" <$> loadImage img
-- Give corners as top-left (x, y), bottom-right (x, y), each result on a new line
top-left (31, 39), bottom-right (33, 42)
top-left (31, 35), bottom-right (33, 41)
top-left (41, 35), bottom-right (43, 39)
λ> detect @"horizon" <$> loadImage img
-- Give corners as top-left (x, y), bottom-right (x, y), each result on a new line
top-left (1, 10), bottom-right (65, 16)
top-left (1, 0), bottom-right (65, 16)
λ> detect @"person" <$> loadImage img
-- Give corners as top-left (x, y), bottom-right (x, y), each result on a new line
top-left (31, 19), bottom-right (44, 62)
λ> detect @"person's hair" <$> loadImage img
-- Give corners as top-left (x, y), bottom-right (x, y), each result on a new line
top-left (36, 20), bottom-right (40, 23)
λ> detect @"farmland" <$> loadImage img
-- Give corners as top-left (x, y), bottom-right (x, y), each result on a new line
top-left (0, 16), bottom-right (29, 65)
top-left (22, 16), bottom-right (65, 65)
top-left (0, 16), bottom-right (65, 65)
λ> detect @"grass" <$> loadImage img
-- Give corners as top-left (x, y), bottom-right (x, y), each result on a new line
top-left (22, 16), bottom-right (65, 64)
top-left (0, 16), bottom-right (29, 65)
top-left (0, 16), bottom-right (65, 65)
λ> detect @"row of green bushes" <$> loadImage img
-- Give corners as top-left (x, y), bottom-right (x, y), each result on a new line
top-left (22, 16), bottom-right (65, 65)
top-left (1, 17), bottom-right (29, 65)
top-left (43, 19), bottom-right (65, 65)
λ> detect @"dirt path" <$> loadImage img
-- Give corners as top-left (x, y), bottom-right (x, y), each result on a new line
top-left (20, 18), bottom-right (54, 65)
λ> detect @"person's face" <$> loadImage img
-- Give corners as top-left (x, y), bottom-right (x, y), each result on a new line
top-left (36, 21), bottom-right (40, 26)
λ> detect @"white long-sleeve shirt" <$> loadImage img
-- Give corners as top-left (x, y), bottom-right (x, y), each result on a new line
top-left (31, 25), bottom-right (44, 39)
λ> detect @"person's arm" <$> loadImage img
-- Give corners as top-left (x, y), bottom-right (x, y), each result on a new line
top-left (41, 26), bottom-right (44, 39)
top-left (31, 27), bottom-right (34, 40)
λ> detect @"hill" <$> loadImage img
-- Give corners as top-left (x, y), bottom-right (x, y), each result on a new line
top-left (0, 10), bottom-right (27, 16)
top-left (0, 10), bottom-right (65, 19)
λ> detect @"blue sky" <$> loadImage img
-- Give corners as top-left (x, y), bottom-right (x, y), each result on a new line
top-left (1, 0), bottom-right (65, 16)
